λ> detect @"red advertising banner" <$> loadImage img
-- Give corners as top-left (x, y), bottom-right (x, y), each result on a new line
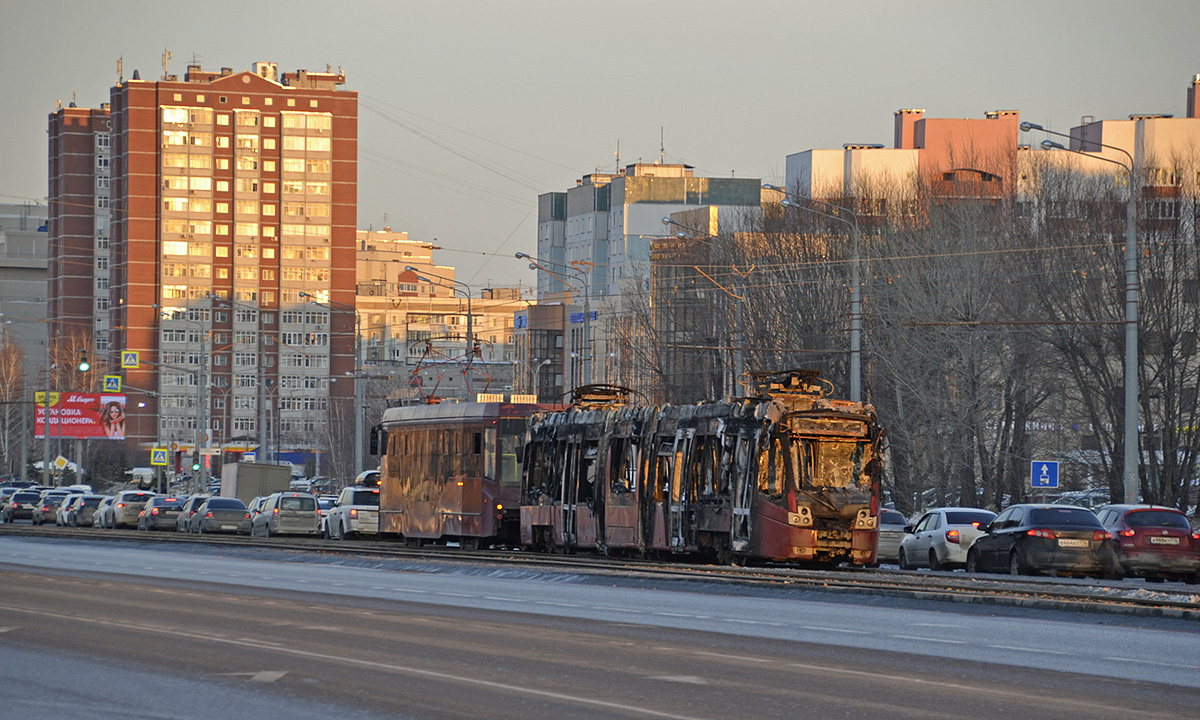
top-left (35, 393), bottom-right (127, 440)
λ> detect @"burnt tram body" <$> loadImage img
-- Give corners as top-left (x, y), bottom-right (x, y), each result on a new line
top-left (520, 370), bottom-right (885, 565)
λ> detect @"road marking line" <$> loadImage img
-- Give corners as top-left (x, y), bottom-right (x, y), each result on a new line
top-left (1103, 656), bottom-right (1200, 669)
top-left (534, 601), bottom-right (582, 607)
top-left (483, 597), bottom-right (522, 602)
top-left (800, 626), bottom-right (871, 635)
top-left (391, 588), bottom-right (425, 593)
top-left (593, 607), bottom-right (641, 613)
top-left (650, 676), bottom-right (708, 685)
top-left (693, 651), bottom-right (770, 664)
top-left (890, 635), bottom-right (965, 644)
top-left (437, 592), bottom-right (473, 598)
top-left (988, 645), bottom-right (1071, 655)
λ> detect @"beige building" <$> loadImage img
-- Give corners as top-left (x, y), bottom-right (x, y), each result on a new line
top-left (355, 229), bottom-right (528, 402)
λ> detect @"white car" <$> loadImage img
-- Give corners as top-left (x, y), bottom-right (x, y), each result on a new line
top-left (898, 507), bottom-right (996, 570)
top-left (55, 494), bottom-right (83, 526)
top-left (323, 486), bottom-right (380, 539)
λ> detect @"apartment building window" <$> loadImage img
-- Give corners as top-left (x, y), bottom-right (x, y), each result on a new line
top-left (234, 353), bottom-right (257, 367)
top-left (96, 256), bottom-right (108, 270)
top-left (96, 277), bottom-right (109, 290)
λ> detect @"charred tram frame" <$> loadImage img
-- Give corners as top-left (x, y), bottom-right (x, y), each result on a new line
top-left (520, 370), bottom-right (885, 565)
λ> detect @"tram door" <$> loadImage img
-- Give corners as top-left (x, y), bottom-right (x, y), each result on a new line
top-left (668, 428), bottom-right (694, 549)
top-left (559, 439), bottom-right (579, 546)
top-left (730, 430), bottom-right (757, 550)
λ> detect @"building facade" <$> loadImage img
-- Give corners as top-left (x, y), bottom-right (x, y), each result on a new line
top-left (49, 61), bottom-right (358, 473)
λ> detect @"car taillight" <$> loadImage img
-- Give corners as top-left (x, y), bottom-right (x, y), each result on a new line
top-left (1093, 530), bottom-right (1111, 541)
top-left (244, 513), bottom-right (251, 519)
top-left (273, 507), bottom-right (279, 514)
top-left (1118, 529), bottom-right (1135, 537)
top-left (205, 511), bottom-right (214, 518)
top-left (151, 508), bottom-right (160, 515)
top-left (1192, 531), bottom-right (1200, 541)
top-left (1026, 528), bottom-right (1055, 538)
top-left (350, 508), bottom-right (358, 517)
top-left (117, 503), bottom-right (126, 508)
top-left (945, 529), bottom-right (960, 544)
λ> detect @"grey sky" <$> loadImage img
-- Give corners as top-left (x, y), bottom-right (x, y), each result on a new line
top-left (2, 1), bottom-right (1196, 288)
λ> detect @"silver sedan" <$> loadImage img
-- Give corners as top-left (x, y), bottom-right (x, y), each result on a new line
top-left (899, 507), bottom-right (996, 570)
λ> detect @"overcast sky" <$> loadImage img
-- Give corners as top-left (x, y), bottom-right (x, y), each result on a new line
top-left (3, 1), bottom-right (1197, 289)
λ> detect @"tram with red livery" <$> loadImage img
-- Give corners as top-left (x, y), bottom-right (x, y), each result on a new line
top-left (520, 370), bottom-right (885, 565)
top-left (377, 400), bottom-right (557, 548)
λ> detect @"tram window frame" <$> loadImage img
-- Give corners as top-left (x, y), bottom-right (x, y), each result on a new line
top-left (473, 431), bottom-right (482, 455)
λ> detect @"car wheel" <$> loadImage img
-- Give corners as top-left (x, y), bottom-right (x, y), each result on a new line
top-left (1009, 549), bottom-right (1025, 576)
top-left (966, 548), bottom-right (981, 573)
top-left (928, 549), bottom-right (941, 571)
top-left (897, 548), bottom-right (910, 570)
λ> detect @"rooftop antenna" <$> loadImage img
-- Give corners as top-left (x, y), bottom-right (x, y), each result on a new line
top-left (615, 139), bottom-right (620, 173)
top-left (161, 48), bottom-right (172, 79)
top-left (660, 127), bottom-right (664, 165)
top-left (191, 52), bottom-right (202, 65)
top-left (116, 56), bottom-right (123, 84)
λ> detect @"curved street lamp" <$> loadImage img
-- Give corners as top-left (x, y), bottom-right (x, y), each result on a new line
top-left (404, 267), bottom-right (477, 394)
top-left (760, 187), bottom-right (863, 403)
top-left (517, 253), bottom-right (593, 386)
top-left (1020, 121), bottom-right (1139, 505)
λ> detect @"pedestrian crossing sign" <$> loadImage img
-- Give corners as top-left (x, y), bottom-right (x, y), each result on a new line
top-left (151, 448), bottom-right (168, 466)
top-left (104, 375), bottom-right (122, 392)
top-left (122, 351), bottom-right (139, 369)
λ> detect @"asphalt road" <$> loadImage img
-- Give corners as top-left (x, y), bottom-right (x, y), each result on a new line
top-left (1, 537), bottom-right (1197, 719)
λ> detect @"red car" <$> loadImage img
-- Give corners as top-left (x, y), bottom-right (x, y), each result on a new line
top-left (1096, 505), bottom-right (1200, 583)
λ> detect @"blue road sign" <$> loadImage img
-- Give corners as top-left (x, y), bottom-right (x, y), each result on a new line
top-left (103, 375), bottom-right (122, 393)
top-left (1031, 460), bottom-right (1059, 489)
top-left (150, 448), bottom-right (168, 466)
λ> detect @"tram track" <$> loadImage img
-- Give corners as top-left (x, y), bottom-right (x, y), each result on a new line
top-left (3, 523), bottom-right (1198, 621)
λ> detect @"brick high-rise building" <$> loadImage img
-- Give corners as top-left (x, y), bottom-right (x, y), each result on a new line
top-left (49, 61), bottom-right (358, 474)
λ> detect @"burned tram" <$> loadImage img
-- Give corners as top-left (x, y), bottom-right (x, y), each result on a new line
top-left (520, 370), bottom-right (885, 565)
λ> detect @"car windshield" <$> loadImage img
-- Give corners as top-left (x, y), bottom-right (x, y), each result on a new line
top-left (318, 498), bottom-right (334, 510)
top-left (1029, 507), bottom-right (1103, 528)
top-left (13, 493), bottom-right (40, 502)
top-left (207, 499), bottom-right (246, 510)
top-left (879, 511), bottom-right (906, 526)
top-left (945, 511), bottom-right (995, 526)
top-left (350, 491), bottom-right (380, 506)
top-left (1125, 510), bottom-right (1191, 529)
top-left (82, 497), bottom-right (103, 507)
top-left (280, 496), bottom-right (315, 512)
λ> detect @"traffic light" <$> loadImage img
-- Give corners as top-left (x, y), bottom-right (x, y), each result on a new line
top-left (191, 458), bottom-right (201, 472)
top-left (77, 349), bottom-right (90, 372)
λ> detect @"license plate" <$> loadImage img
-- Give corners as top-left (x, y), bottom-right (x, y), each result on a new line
top-left (1148, 536), bottom-right (1180, 545)
top-left (1058, 538), bottom-right (1089, 549)
top-left (221, 525), bottom-right (236, 531)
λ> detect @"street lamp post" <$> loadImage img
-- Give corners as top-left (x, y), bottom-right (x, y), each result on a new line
top-left (763, 184), bottom-right (863, 403)
top-left (299, 291), bottom-right (364, 479)
top-left (1021, 121), bottom-right (1139, 505)
top-left (517, 253), bottom-right (592, 386)
top-left (534, 358), bottom-right (552, 401)
top-left (404, 267), bottom-right (477, 394)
